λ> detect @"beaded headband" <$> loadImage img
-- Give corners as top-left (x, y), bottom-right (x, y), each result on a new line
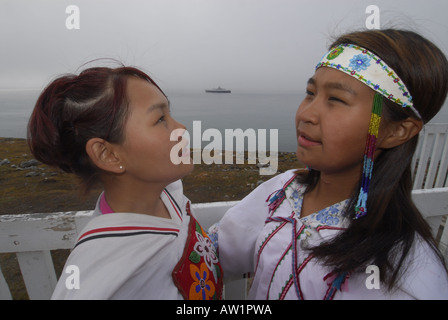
top-left (316, 44), bottom-right (421, 119)
top-left (316, 44), bottom-right (420, 219)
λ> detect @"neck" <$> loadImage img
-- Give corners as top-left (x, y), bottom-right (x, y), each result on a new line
top-left (301, 169), bottom-right (359, 217)
top-left (102, 175), bottom-right (171, 218)
top-left (318, 172), bottom-right (357, 199)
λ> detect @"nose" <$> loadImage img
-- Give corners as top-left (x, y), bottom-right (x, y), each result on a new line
top-left (171, 115), bottom-right (187, 131)
top-left (176, 121), bottom-right (186, 131)
top-left (296, 98), bottom-right (319, 126)
top-left (170, 118), bottom-right (188, 142)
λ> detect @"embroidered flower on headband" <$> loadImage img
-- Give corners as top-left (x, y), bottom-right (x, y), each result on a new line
top-left (327, 46), bottom-right (344, 60)
top-left (349, 54), bottom-right (371, 72)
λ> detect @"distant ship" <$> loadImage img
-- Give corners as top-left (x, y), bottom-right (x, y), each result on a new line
top-left (205, 86), bottom-right (231, 93)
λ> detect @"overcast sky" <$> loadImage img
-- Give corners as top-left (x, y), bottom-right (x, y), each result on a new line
top-left (1, 0), bottom-right (448, 94)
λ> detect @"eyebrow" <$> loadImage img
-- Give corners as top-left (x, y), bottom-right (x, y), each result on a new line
top-left (307, 77), bottom-right (357, 96)
top-left (146, 101), bottom-right (170, 113)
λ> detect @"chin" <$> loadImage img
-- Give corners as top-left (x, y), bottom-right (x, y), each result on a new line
top-left (184, 162), bottom-right (194, 175)
top-left (295, 151), bottom-right (316, 171)
top-left (175, 161), bottom-right (194, 180)
top-left (295, 148), bottom-right (308, 165)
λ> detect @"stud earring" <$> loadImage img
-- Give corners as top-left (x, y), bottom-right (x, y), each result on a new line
top-left (119, 165), bottom-right (124, 170)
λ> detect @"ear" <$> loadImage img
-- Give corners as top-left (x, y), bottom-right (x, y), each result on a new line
top-left (85, 138), bottom-right (124, 174)
top-left (379, 117), bottom-right (422, 149)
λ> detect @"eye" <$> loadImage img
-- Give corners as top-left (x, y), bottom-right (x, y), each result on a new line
top-left (157, 115), bottom-right (166, 123)
top-left (328, 96), bottom-right (346, 104)
top-left (305, 89), bottom-right (315, 96)
top-left (304, 89), bottom-right (315, 102)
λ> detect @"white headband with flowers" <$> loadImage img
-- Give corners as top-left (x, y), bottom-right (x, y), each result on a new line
top-left (316, 44), bottom-right (422, 119)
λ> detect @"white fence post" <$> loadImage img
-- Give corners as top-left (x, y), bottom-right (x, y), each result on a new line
top-left (16, 250), bottom-right (57, 300)
top-left (413, 124), bottom-right (448, 189)
top-left (439, 218), bottom-right (448, 263)
top-left (0, 266), bottom-right (12, 300)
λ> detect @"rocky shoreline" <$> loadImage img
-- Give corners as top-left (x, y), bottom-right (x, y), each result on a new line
top-left (0, 137), bottom-right (301, 215)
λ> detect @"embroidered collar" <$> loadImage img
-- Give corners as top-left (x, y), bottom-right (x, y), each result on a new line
top-left (284, 179), bottom-right (349, 228)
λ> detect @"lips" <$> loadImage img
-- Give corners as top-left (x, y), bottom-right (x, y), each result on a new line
top-left (297, 131), bottom-right (321, 147)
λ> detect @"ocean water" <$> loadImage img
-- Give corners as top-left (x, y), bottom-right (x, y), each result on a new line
top-left (1, 89), bottom-right (448, 152)
top-left (0, 90), bottom-right (302, 152)
top-left (168, 92), bottom-right (301, 152)
top-left (0, 89), bottom-right (41, 141)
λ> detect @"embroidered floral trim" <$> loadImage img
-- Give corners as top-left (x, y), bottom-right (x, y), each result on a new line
top-left (193, 228), bottom-right (219, 280)
top-left (285, 179), bottom-right (348, 228)
top-left (172, 217), bottom-right (223, 300)
top-left (349, 54), bottom-right (371, 72)
top-left (207, 222), bottom-right (220, 255)
top-left (189, 263), bottom-right (215, 300)
top-left (326, 46), bottom-right (344, 60)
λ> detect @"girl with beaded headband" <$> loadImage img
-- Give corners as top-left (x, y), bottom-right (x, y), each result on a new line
top-left (209, 29), bottom-right (448, 299)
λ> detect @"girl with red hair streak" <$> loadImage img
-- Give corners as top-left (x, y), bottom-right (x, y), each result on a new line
top-left (28, 66), bottom-right (222, 300)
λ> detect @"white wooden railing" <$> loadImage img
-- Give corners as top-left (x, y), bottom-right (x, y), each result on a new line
top-left (0, 201), bottom-right (245, 300)
top-left (1, 123), bottom-right (447, 300)
top-left (412, 123), bottom-right (448, 189)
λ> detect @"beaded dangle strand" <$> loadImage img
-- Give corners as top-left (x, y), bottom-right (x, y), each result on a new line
top-left (354, 93), bottom-right (383, 219)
